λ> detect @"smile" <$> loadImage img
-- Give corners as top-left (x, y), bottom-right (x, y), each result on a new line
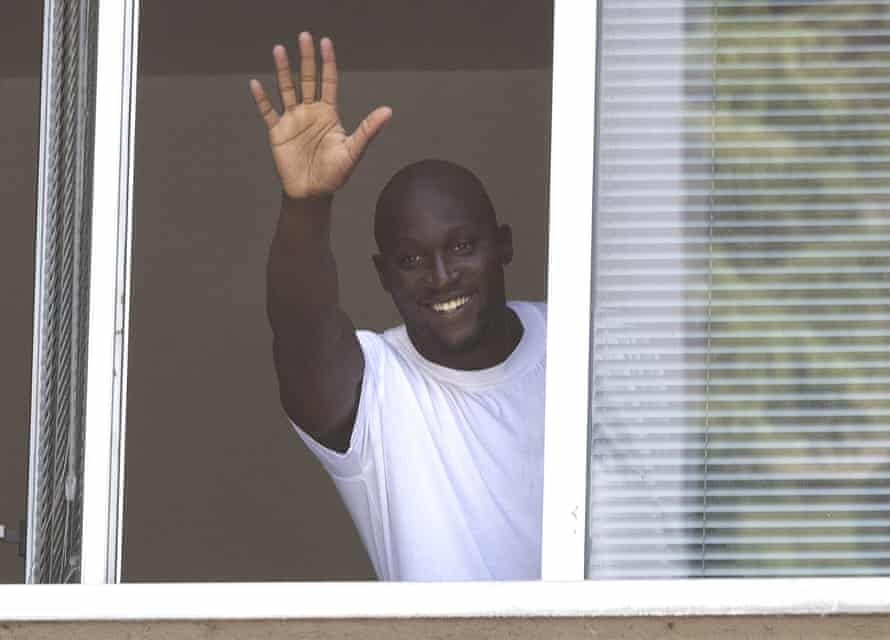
top-left (429, 295), bottom-right (472, 313)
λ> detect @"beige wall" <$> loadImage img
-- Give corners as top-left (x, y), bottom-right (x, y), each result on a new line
top-left (121, 68), bottom-right (550, 581)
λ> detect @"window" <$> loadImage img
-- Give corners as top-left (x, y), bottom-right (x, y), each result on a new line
top-left (588, 0), bottom-right (890, 580)
top-left (5, 0), bottom-right (890, 628)
top-left (121, 0), bottom-right (552, 582)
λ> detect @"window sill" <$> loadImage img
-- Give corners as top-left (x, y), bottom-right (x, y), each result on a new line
top-left (1, 577), bottom-right (889, 622)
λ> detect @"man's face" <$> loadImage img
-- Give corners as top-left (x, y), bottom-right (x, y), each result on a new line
top-left (373, 184), bottom-right (513, 368)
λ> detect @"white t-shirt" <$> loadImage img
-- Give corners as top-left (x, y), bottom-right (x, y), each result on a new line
top-left (294, 300), bottom-right (546, 581)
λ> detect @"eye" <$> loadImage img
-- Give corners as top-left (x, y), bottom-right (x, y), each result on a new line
top-left (452, 240), bottom-right (474, 254)
top-left (399, 254), bottom-right (423, 269)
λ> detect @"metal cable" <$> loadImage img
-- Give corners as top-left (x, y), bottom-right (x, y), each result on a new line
top-left (33, 0), bottom-right (66, 583)
top-left (31, 0), bottom-right (95, 584)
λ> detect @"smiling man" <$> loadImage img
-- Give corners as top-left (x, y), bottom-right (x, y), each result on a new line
top-left (251, 33), bottom-right (546, 581)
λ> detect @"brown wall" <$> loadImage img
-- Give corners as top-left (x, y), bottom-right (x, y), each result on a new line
top-left (0, 0), bottom-right (42, 583)
top-left (0, 76), bottom-right (39, 584)
top-left (121, 67), bottom-right (551, 581)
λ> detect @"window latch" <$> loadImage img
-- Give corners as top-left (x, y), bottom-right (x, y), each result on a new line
top-left (0, 520), bottom-right (26, 558)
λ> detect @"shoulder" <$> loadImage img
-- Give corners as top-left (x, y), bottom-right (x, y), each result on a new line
top-left (357, 326), bottom-right (418, 382)
top-left (509, 299), bottom-right (546, 317)
top-left (508, 300), bottom-right (547, 341)
top-left (356, 329), bottom-right (388, 360)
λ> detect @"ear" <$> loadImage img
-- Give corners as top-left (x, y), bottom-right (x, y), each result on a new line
top-left (372, 254), bottom-right (391, 292)
top-left (496, 224), bottom-right (514, 265)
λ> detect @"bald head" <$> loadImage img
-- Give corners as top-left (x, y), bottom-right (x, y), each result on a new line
top-left (374, 159), bottom-right (497, 252)
top-left (370, 158), bottom-right (517, 369)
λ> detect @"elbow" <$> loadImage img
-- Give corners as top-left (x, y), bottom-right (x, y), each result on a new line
top-left (278, 388), bottom-right (353, 454)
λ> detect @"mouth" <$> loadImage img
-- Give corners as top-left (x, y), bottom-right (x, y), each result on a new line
top-left (427, 294), bottom-right (473, 314)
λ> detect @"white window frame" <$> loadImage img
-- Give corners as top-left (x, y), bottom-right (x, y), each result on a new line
top-left (25, 0), bottom-right (138, 586)
top-left (78, 0), bottom-right (139, 586)
top-left (5, 0), bottom-right (890, 623)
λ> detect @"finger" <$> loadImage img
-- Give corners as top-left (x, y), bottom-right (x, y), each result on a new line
top-left (319, 36), bottom-right (337, 106)
top-left (249, 79), bottom-right (280, 129)
top-left (298, 32), bottom-right (317, 104)
top-left (273, 45), bottom-right (297, 111)
top-left (346, 106), bottom-right (393, 162)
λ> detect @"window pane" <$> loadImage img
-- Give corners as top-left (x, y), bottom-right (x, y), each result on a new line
top-left (122, 2), bottom-right (552, 581)
top-left (588, 0), bottom-right (890, 578)
top-left (0, 1), bottom-right (42, 584)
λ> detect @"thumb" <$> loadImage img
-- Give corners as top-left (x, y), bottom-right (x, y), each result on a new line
top-left (345, 106), bottom-right (392, 163)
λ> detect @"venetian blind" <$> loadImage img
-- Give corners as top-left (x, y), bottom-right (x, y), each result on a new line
top-left (588, 0), bottom-right (890, 578)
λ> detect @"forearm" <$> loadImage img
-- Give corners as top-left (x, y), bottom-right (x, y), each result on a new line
top-left (266, 191), bottom-right (363, 442)
top-left (266, 192), bottom-right (342, 335)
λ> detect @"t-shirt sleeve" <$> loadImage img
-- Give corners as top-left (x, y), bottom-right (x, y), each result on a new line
top-left (290, 330), bottom-right (384, 479)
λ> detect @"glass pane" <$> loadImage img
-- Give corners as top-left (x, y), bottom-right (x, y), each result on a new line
top-left (0, 1), bottom-right (42, 584)
top-left (589, 0), bottom-right (890, 578)
top-left (123, 2), bottom-right (552, 581)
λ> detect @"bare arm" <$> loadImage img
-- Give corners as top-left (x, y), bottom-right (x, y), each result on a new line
top-left (251, 34), bottom-right (391, 452)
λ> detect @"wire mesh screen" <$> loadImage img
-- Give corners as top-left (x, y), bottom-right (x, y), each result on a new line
top-left (29, 0), bottom-right (97, 584)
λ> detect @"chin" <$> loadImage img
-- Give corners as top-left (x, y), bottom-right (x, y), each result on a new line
top-left (398, 294), bottom-right (505, 360)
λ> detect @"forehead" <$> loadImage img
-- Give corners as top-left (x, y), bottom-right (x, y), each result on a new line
top-left (380, 185), bottom-right (493, 248)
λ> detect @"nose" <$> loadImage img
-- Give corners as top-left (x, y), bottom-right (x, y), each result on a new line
top-left (426, 252), bottom-right (458, 289)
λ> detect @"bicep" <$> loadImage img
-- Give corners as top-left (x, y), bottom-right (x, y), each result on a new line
top-left (272, 308), bottom-right (364, 452)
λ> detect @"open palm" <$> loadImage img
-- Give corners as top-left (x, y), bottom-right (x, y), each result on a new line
top-left (250, 33), bottom-right (391, 199)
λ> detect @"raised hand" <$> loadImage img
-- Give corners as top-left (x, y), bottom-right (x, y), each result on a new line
top-left (250, 33), bottom-right (392, 199)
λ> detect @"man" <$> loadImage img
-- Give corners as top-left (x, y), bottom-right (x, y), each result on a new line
top-left (250, 33), bottom-right (546, 581)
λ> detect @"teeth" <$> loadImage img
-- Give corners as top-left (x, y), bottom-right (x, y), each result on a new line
top-left (432, 296), bottom-right (470, 312)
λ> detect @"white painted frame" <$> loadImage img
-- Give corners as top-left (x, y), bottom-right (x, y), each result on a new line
top-left (2, 578), bottom-right (890, 621)
top-left (540, 0), bottom-right (597, 581)
top-left (25, 0), bottom-right (139, 584)
top-left (26, 0), bottom-right (139, 585)
top-left (78, 0), bottom-right (139, 585)
top-left (9, 0), bottom-right (890, 625)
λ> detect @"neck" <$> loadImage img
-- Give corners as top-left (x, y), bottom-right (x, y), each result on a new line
top-left (413, 305), bottom-right (524, 371)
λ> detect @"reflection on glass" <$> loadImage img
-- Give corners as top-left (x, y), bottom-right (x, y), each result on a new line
top-left (589, 0), bottom-right (890, 578)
